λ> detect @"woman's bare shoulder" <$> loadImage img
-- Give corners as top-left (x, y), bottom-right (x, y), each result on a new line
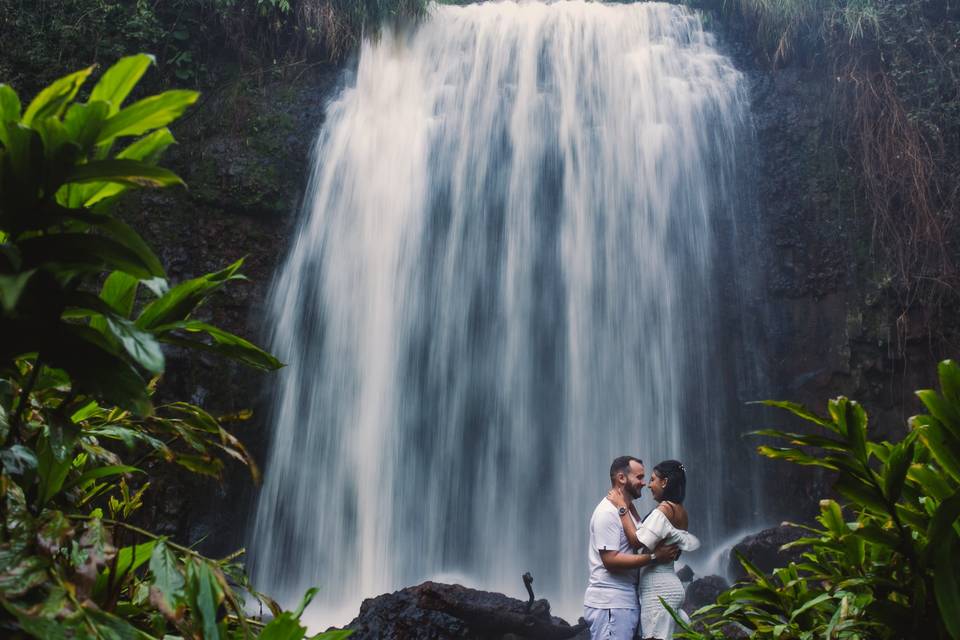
top-left (657, 501), bottom-right (688, 529)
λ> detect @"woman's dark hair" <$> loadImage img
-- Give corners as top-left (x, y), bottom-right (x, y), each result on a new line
top-left (653, 460), bottom-right (686, 504)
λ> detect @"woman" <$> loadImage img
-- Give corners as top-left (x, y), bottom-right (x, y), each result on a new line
top-left (607, 460), bottom-right (699, 640)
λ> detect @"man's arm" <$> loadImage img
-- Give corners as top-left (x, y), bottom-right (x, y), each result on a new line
top-left (599, 543), bottom-right (680, 572)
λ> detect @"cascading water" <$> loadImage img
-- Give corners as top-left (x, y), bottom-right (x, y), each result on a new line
top-left (250, 0), bottom-right (761, 625)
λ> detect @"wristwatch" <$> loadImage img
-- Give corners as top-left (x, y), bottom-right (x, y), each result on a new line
top-left (618, 507), bottom-right (627, 517)
top-left (649, 552), bottom-right (657, 563)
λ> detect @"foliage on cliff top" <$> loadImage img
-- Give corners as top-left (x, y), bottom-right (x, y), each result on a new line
top-left (0, 0), bottom-right (435, 93)
top-left (0, 55), bottom-right (341, 639)
top-left (672, 360), bottom-right (960, 639)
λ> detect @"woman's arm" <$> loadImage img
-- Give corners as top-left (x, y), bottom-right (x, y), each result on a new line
top-left (606, 489), bottom-right (642, 549)
top-left (654, 503), bottom-right (700, 551)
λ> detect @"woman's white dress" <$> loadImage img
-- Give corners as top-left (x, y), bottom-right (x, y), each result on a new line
top-left (636, 508), bottom-right (700, 640)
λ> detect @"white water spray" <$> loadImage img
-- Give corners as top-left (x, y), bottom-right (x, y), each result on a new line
top-left (250, 0), bottom-right (757, 625)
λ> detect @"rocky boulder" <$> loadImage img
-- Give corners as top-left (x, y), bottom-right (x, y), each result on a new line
top-left (682, 575), bottom-right (729, 615)
top-left (342, 581), bottom-right (589, 640)
top-left (727, 524), bottom-right (807, 580)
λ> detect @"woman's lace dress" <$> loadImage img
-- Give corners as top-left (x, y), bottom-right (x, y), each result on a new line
top-left (636, 508), bottom-right (700, 640)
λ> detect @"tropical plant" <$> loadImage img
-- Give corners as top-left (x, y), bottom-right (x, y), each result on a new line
top-left (0, 55), bottom-right (345, 639)
top-left (669, 360), bottom-right (960, 639)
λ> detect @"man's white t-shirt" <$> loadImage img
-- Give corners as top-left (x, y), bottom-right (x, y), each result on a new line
top-left (583, 498), bottom-right (640, 609)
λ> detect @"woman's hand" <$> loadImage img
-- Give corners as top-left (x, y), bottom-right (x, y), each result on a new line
top-left (606, 488), bottom-right (628, 509)
top-left (653, 542), bottom-right (681, 563)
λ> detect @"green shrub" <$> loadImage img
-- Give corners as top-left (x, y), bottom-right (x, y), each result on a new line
top-left (0, 55), bottom-right (345, 639)
top-left (671, 360), bottom-right (960, 639)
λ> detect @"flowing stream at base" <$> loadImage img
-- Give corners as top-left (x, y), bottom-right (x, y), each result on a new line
top-left (250, 0), bottom-right (763, 626)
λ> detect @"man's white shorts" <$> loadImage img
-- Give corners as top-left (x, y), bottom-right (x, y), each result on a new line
top-left (583, 606), bottom-right (640, 640)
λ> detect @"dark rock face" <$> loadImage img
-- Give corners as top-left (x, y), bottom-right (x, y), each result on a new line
top-left (727, 38), bottom-right (947, 522)
top-left (342, 582), bottom-right (588, 640)
top-left (682, 575), bottom-right (729, 615)
top-left (119, 65), bottom-right (345, 554)
top-left (726, 525), bottom-right (807, 581)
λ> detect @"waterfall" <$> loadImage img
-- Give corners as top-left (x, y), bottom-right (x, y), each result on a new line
top-left (250, 0), bottom-right (758, 625)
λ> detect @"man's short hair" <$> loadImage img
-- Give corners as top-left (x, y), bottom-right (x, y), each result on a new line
top-left (609, 455), bottom-right (643, 483)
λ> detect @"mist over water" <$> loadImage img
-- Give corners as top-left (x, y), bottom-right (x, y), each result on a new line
top-left (250, 0), bottom-right (760, 625)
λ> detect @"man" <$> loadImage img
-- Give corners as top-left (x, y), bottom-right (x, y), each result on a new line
top-left (583, 456), bottom-right (680, 640)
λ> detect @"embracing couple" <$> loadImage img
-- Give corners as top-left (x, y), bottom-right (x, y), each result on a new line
top-left (583, 456), bottom-right (699, 640)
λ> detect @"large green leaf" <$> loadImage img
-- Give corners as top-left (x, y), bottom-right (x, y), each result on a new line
top-left (935, 536), bottom-right (960, 639)
top-left (908, 463), bottom-right (955, 501)
top-left (62, 100), bottom-right (110, 152)
top-left (259, 613), bottom-right (308, 640)
top-left (84, 128), bottom-right (177, 206)
top-left (84, 606), bottom-right (155, 640)
top-left (89, 216), bottom-right (165, 278)
top-left (97, 90), bottom-right (199, 143)
top-left (0, 122), bottom-right (42, 185)
top-left (259, 588), bottom-right (329, 640)
top-left (834, 475), bottom-right (890, 515)
top-left (94, 539), bottom-right (156, 599)
top-left (22, 66), bottom-right (93, 125)
top-left (173, 453), bottom-right (224, 478)
top-left (915, 416), bottom-right (960, 483)
top-left (749, 429), bottom-right (848, 451)
top-left (756, 445), bottom-right (839, 470)
top-left (925, 490), bottom-right (960, 566)
top-left (0, 600), bottom-right (68, 640)
top-left (100, 271), bottom-right (140, 317)
top-left (188, 560), bottom-right (222, 640)
top-left (757, 399), bottom-right (834, 428)
top-left (856, 523), bottom-right (900, 550)
top-left (788, 592), bottom-right (834, 622)
top-left (817, 500), bottom-right (847, 537)
top-left (0, 84), bottom-right (21, 122)
top-left (86, 424), bottom-right (169, 456)
top-left (17, 233), bottom-right (156, 279)
top-left (65, 464), bottom-right (141, 491)
top-left (89, 54), bottom-right (155, 115)
top-left (840, 399), bottom-right (868, 461)
top-left (0, 270), bottom-right (36, 312)
top-left (116, 127), bottom-right (176, 164)
top-left (882, 439), bottom-right (914, 503)
top-left (149, 539), bottom-right (185, 611)
top-left (32, 116), bottom-right (72, 160)
top-left (36, 437), bottom-right (73, 505)
top-left (157, 321), bottom-right (282, 371)
top-left (105, 315), bottom-right (165, 374)
top-left (41, 325), bottom-right (152, 415)
top-left (939, 360), bottom-right (960, 406)
top-left (65, 158), bottom-right (184, 189)
top-left (917, 388), bottom-right (960, 440)
top-left (136, 259), bottom-right (245, 330)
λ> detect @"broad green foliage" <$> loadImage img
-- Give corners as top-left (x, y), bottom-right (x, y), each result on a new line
top-left (0, 58), bottom-right (341, 639)
top-left (671, 360), bottom-right (960, 639)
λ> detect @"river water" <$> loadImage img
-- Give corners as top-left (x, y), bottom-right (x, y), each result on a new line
top-left (249, 0), bottom-right (763, 625)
